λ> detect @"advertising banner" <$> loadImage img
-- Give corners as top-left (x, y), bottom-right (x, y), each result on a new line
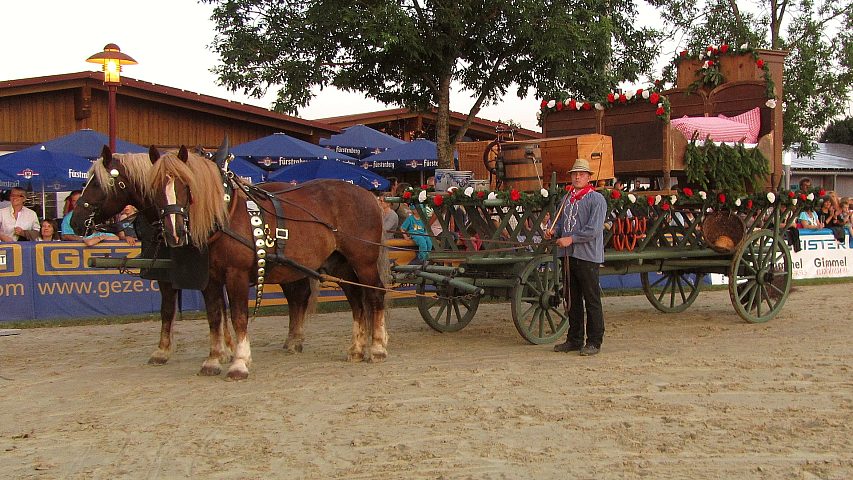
top-left (0, 243), bottom-right (34, 320)
top-left (791, 230), bottom-right (851, 279)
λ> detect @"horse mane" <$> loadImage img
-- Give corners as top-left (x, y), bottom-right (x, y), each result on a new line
top-left (88, 152), bottom-right (153, 197)
top-left (150, 151), bottom-right (228, 247)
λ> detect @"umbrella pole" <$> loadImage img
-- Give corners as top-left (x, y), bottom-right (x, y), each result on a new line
top-left (41, 183), bottom-right (46, 219)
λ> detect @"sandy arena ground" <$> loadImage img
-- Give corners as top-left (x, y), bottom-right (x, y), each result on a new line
top-left (0, 284), bottom-right (851, 479)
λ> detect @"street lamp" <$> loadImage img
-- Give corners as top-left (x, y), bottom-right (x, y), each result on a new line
top-left (86, 44), bottom-right (137, 152)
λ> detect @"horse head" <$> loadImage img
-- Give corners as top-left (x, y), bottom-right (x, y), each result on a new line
top-left (150, 146), bottom-right (228, 249)
top-left (71, 145), bottom-right (157, 236)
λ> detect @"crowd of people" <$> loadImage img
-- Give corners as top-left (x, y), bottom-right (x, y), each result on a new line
top-left (0, 188), bottom-right (138, 246)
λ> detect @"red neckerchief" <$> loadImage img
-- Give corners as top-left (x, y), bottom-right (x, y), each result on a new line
top-left (567, 185), bottom-right (595, 204)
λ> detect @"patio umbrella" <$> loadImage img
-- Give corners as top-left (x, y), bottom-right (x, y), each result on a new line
top-left (360, 139), bottom-right (451, 171)
top-left (22, 129), bottom-right (147, 159)
top-left (0, 147), bottom-right (92, 192)
top-left (226, 157), bottom-right (266, 184)
top-left (231, 132), bottom-right (359, 170)
top-left (319, 124), bottom-right (405, 159)
top-left (267, 160), bottom-right (390, 191)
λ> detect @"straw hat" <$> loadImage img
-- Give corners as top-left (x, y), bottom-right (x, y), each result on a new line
top-left (568, 158), bottom-right (595, 175)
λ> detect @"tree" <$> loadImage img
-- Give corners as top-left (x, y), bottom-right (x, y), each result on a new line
top-left (204, 0), bottom-right (662, 168)
top-left (820, 116), bottom-right (853, 145)
top-left (653, 0), bottom-right (853, 156)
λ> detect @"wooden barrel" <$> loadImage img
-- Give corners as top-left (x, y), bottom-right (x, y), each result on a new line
top-left (499, 142), bottom-right (543, 191)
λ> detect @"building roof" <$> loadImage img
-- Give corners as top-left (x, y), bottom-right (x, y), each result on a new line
top-left (315, 107), bottom-right (543, 140)
top-left (0, 71), bottom-right (339, 136)
top-left (791, 143), bottom-right (853, 171)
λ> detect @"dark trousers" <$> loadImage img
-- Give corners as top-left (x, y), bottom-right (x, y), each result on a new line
top-left (565, 256), bottom-right (605, 347)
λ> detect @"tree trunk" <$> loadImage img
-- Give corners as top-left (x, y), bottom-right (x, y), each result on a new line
top-left (436, 74), bottom-right (453, 169)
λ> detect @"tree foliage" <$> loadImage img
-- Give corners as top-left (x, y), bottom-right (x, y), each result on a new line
top-left (820, 116), bottom-right (853, 145)
top-left (204, 0), bottom-right (661, 168)
top-left (653, 0), bottom-right (853, 156)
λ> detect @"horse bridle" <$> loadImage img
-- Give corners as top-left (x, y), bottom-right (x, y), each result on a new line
top-left (157, 175), bottom-right (192, 246)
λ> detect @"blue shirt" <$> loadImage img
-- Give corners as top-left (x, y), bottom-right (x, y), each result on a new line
top-left (553, 189), bottom-right (607, 264)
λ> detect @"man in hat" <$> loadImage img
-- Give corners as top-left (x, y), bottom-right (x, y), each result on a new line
top-left (544, 158), bottom-right (607, 356)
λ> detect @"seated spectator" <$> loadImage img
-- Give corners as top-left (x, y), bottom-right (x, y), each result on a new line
top-left (34, 219), bottom-right (61, 241)
top-left (376, 193), bottom-right (400, 239)
top-left (840, 197), bottom-right (852, 232)
top-left (819, 195), bottom-right (846, 242)
top-left (60, 190), bottom-right (83, 241)
top-left (116, 205), bottom-right (138, 246)
top-left (400, 205), bottom-right (432, 264)
top-left (0, 190), bottom-right (10, 210)
top-left (392, 182), bottom-right (413, 220)
top-left (0, 187), bottom-right (40, 242)
top-left (798, 205), bottom-right (823, 230)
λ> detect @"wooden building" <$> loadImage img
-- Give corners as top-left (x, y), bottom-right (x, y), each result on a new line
top-left (0, 71), bottom-right (339, 152)
top-left (316, 108), bottom-right (542, 143)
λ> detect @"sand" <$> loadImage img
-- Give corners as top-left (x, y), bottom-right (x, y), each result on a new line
top-left (0, 284), bottom-right (851, 479)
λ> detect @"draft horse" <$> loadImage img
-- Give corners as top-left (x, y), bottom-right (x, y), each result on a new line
top-left (149, 147), bottom-right (390, 380)
top-left (71, 146), bottom-right (235, 368)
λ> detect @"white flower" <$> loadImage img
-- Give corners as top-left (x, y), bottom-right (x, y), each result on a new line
top-left (740, 43), bottom-right (748, 50)
top-left (670, 195), bottom-right (677, 205)
top-left (576, 102), bottom-right (583, 110)
top-left (447, 186), bottom-right (458, 193)
top-left (487, 192), bottom-right (497, 200)
top-left (765, 99), bottom-right (777, 108)
top-left (658, 102), bottom-right (663, 108)
top-left (627, 193), bottom-right (637, 203)
top-left (547, 99), bottom-right (556, 109)
top-left (463, 186), bottom-right (474, 197)
top-left (792, 198), bottom-right (798, 205)
top-left (625, 91), bottom-right (635, 100)
top-left (699, 191), bottom-right (707, 200)
top-left (540, 188), bottom-right (549, 198)
top-left (699, 52), bottom-right (705, 60)
top-left (702, 60), bottom-right (710, 69)
top-left (642, 90), bottom-right (650, 99)
top-left (655, 195), bottom-right (662, 205)
top-left (807, 193), bottom-right (814, 201)
top-left (418, 190), bottom-right (427, 203)
top-left (766, 192), bottom-right (776, 203)
top-left (735, 198), bottom-right (742, 207)
top-left (594, 103), bottom-right (605, 111)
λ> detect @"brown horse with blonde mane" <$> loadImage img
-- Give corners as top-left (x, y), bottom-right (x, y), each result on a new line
top-left (149, 147), bottom-right (389, 380)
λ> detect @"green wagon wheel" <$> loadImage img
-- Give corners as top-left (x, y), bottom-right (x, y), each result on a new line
top-left (416, 281), bottom-right (480, 332)
top-left (728, 229), bottom-right (792, 323)
top-left (511, 257), bottom-right (569, 344)
top-left (641, 271), bottom-right (704, 313)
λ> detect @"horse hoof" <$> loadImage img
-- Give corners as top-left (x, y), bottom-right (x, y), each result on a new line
top-left (283, 343), bottom-right (303, 354)
top-left (198, 364), bottom-right (222, 376)
top-left (225, 369), bottom-right (249, 381)
top-left (368, 350), bottom-right (388, 363)
top-left (347, 352), bottom-right (365, 363)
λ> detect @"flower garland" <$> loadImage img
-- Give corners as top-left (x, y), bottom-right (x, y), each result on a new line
top-left (603, 186), bottom-right (830, 214)
top-left (672, 44), bottom-right (776, 106)
top-left (399, 184), bottom-right (555, 209)
top-left (537, 85), bottom-right (671, 123)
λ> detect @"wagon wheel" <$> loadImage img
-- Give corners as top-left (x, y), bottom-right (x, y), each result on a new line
top-left (511, 256), bottom-right (569, 344)
top-left (641, 271), bottom-right (705, 313)
top-left (728, 229), bottom-right (792, 323)
top-left (416, 281), bottom-right (480, 332)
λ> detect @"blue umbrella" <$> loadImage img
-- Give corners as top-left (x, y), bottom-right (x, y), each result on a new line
top-left (22, 129), bottom-right (147, 159)
top-left (360, 139), bottom-right (452, 171)
top-left (267, 160), bottom-right (389, 191)
top-left (0, 147), bottom-right (92, 192)
top-left (231, 132), bottom-right (359, 170)
top-left (227, 157), bottom-right (266, 184)
top-left (319, 124), bottom-right (405, 159)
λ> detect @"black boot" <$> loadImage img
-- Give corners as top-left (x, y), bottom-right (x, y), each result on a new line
top-left (553, 340), bottom-right (583, 352)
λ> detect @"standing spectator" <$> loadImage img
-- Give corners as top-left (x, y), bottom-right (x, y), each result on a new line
top-left (0, 187), bottom-right (40, 242)
top-left (60, 190), bottom-right (83, 241)
top-left (0, 190), bottom-right (10, 210)
top-left (377, 193), bottom-right (400, 239)
top-left (798, 177), bottom-right (812, 192)
top-left (613, 179), bottom-right (625, 192)
top-left (392, 182), bottom-right (413, 220)
top-left (544, 159), bottom-right (607, 356)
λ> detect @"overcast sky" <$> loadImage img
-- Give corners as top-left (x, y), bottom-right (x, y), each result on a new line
top-left (1, 0), bottom-right (550, 130)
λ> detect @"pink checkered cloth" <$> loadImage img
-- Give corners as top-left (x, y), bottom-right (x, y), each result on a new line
top-left (671, 116), bottom-right (751, 143)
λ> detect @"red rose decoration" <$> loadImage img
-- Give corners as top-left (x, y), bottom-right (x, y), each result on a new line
top-left (819, 189), bottom-right (826, 196)
top-left (661, 203), bottom-right (671, 211)
top-left (540, 99), bottom-right (547, 108)
top-left (568, 99), bottom-right (577, 110)
top-left (476, 191), bottom-right (485, 199)
top-left (607, 93), bottom-right (615, 103)
top-left (720, 44), bottom-right (729, 54)
top-left (647, 196), bottom-right (655, 206)
top-left (718, 193), bottom-right (726, 203)
top-left (756, 59), bottom-right (765, 69)
top-left (799, 193), bottom-right (807, 201)
top-left (421, 184), bottom-right (430, 190)
top-left (433, 194), bottom-right (444, 206)
top-left (707, 60), bottom-right (714, 67)
top-left (582, 102), bottom-right (592, 110)
top-left (655, 107), bottom-right (665, 116)
top-left (706, 46), bottom-right (714, 52)
top-left (402, 191), bottom-right (412, 200)
top-left (680, 50), bottom-right (688, 57)
top-left (649, 92), bottom-right (660, 104)
top-left (787, 191), bottom-right (795, 198)
top-left (619, 94), bottom-right (627, 103)
top-left (556, 100), bottom-right (563, 111)
top-left (746, 199), bottom-right (753, 209)
top-left (510, 189), bottom-right (521, 201)
top-left (683, 187), bottom-right (693, 197)
top-left (636, 88), bottom-right (644, 96)
top-left (610, 190), bottom-right (621, 200)
top-left (712, 48), bottom-right (718, 55)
